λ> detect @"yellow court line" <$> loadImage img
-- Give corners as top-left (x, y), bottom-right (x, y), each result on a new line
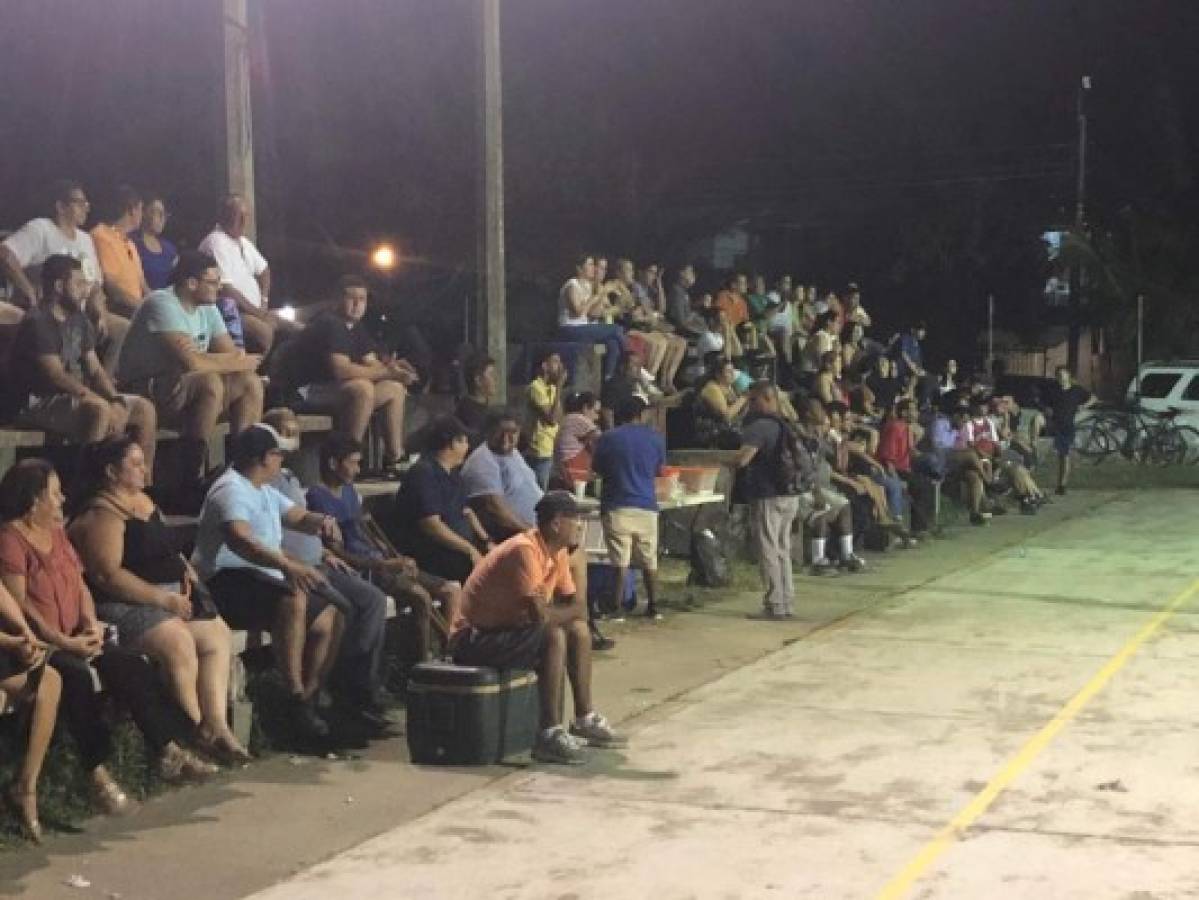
top-left (876, 576), bottom-right (1199, 900)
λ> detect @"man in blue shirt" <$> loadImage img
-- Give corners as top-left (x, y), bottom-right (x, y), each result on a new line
top-left (592, 397), bottom-right (667, 618)
top-left (461, 410), bottom-right (545, 539)
top-left (192, 424), bottom-right (345, 739)
top-left (307, 427), bottom-right (466, 662)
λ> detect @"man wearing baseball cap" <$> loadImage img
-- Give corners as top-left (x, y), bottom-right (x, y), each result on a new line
top-left (450, 490), bottom-right (625, 764)
top-left (192, 423), bottom-right (346, 740)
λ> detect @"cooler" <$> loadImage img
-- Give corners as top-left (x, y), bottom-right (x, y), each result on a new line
top-left (406, 662), bottom-right (539, 765)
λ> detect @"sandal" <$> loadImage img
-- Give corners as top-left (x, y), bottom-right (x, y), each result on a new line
top-left (91, 772), bottom-right (135, 817)
top-left (197, 732), bottom-right (253, 766)
top-left (159, 744), bottom-right (220, 783)
top-left (5, 785), bottom-right (42, 844)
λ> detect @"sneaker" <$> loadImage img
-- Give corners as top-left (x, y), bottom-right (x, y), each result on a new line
top-left (644, 604), bottom-right (663, 620)
top-left (988, 504), bottom-right (1008, 516)
top-left (1055, 485), bottom-right (1067, 496)
top-left (1019, 498), bottom-right (1039, 516)
top-left (970, 512), bottom-right (990, 526)
top-left (592, 627), bottom-right (618, 651)
top-left (570, 713), bottom-right (627, 748)
top-left (840, 554), bottom-right (867, 573)
top-left (809, 558), bottom-right (840, 577)
top-left (746, 609), bottom-right (795, 621)
top-left (533, 727), bottom-right (587, 765)
top-left (290, 695), bottom-right (330, 740)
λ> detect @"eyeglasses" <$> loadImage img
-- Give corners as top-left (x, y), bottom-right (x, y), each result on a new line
top-left (66, 196), bottom-right (90, 207)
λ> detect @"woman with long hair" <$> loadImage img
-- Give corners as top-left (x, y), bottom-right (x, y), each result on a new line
top-left (68, 437), bottom-right (250, 763)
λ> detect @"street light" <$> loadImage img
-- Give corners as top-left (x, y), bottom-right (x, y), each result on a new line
top-left (371, 243), bottom-right (397, 271)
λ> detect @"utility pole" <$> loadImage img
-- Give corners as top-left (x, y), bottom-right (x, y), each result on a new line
top-left (476, 0), bottom-right (507, 402)
top-left (1067, 75), bottom-right (1091, 372)
top-left (222, 0), bottom-right (257, 239)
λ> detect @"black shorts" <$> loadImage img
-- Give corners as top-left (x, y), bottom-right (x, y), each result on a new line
top-left (206, 568), bottom-right (330, 631)
top-left (449, 623), bottom-right (546, 671)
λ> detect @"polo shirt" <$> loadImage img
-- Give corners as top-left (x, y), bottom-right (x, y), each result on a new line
top-left (526, 376), bottom-right (559, 459)
top-left (117, 287), bottom-right (228, 385)
top-left (456, 529), bottom-right (575, 632)
top-left (192, 467), bottom-right (294, 581)
top-left (591, 423), bottom-right (665, 513)
top-left (198, 227), bottom-right (268, 308)
top-left (91, 223), bottom-right (144, 302)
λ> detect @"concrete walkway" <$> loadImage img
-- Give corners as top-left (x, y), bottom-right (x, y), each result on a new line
top-left (247, 491), bottom-right (1199, 900)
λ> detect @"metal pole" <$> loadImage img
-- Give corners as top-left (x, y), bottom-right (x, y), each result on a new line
top-left (1135, 294), bottom-right (1144, 398)
top-left (1067, 75), bottom-right (1091, 372)
top-left (476, 0), bottom-right (507, 403)
top-left (222, 0), bottom-right (257, 239)
top-left (987, 294), bottom-right (994, 374)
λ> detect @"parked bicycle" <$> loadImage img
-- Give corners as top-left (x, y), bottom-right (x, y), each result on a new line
top-left (1075, 401), bottom-right (1199, 465)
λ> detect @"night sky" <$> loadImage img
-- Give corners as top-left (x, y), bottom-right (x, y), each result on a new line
top-left (2, 0), bottom-right (1197, 355)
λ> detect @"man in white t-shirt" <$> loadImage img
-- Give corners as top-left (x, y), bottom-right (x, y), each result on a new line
top-left (0, 179), bottom-right (129, 372)
top-left (198, 194), bottom-right (299, 354)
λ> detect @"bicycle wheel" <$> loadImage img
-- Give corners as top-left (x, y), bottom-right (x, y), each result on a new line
top-left (1173, 426), bottom-right (1199, 465)
top-left (1144, 428), bottom-right (1189, 466)
top-left (1075, 421), bottom-right (1119, 464)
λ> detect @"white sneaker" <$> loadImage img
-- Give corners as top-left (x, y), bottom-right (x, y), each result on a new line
top-left (532, 727), bottom-right (586, 765)
top-left (809, 558), bottom-right (839, 577)
top-left (569, 713), bottom-right (627, 748)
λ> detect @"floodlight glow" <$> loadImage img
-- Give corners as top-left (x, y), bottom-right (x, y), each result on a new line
top-left (278, 305), bottom-right (297, 322)
top-left (372, 244), bottom-right (397, 270)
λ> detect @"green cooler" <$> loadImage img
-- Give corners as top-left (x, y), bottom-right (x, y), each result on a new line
top-left (406, 663), bottom-right (540, 764)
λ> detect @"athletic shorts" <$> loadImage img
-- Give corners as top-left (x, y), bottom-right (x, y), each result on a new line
top-left (449, 623), bottom-right (545, 671)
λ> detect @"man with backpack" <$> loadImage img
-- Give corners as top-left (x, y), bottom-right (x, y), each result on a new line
top-left (736, 381), bottom-right (817, 620)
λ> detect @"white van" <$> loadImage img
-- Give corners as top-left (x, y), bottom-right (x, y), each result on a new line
top-left (1125, 361), bottom-right (1199, 428)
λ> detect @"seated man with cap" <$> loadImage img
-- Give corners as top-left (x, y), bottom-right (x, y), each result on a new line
top-left (192, 423), bottom-right (345, 740)
top-left (450, 491), bottom-right (625, 765)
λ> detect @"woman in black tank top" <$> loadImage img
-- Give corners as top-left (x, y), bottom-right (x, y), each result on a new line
top-left (68, 437), bottom-right (250, 763)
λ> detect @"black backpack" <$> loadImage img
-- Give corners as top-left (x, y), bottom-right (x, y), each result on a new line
top-left (754, 414), bottom-right (814, 496)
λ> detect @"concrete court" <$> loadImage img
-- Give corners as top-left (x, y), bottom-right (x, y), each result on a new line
top-left (249, 490), bottom-right (1199, 900)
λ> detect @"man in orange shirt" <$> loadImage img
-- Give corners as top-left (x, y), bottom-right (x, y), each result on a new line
top-left (450, 491), bottom-right (625, 764)
top-left (714, 272), bottom-right (749, 327)
top-left (715, 272), bottom-right (765, 353)
top-left (91, 185), bottom-right (150, 318)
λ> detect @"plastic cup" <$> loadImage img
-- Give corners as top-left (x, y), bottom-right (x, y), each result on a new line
top-left (573, 480), bottom-right (587, 499)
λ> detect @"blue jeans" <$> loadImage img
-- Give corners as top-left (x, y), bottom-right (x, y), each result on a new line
top-left (558, 324), bottom-right (624, 380)
top-left (527, 455), bottom-right (552, 490)
top-left (872, 472), bottom-right (906, 520)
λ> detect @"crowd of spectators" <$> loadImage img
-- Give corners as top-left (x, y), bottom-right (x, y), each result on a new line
top-left (0, 181), bottom-right (1098, 837)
